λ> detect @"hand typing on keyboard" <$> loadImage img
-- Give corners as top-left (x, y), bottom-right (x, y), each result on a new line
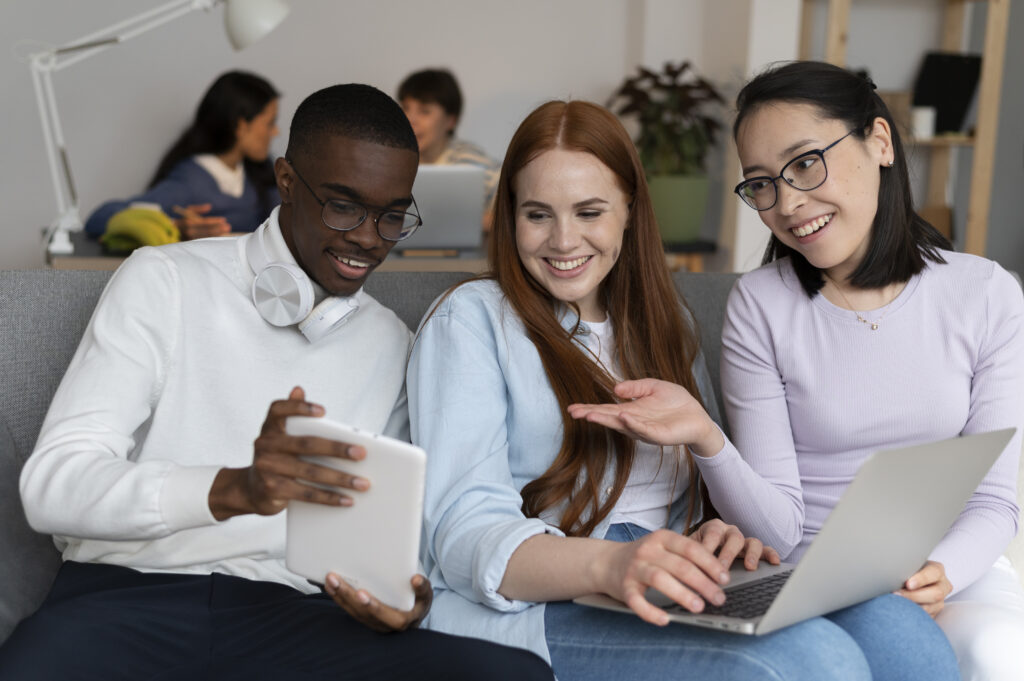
top-left (597, 519), bottom-right (781, 626)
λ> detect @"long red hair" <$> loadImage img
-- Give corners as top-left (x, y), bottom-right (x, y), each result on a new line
top-left (486, 100), bottom-right (706, 536)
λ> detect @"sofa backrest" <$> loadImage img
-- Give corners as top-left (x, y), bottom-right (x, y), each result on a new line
top-left (0, 267), bottom-right (737, 643)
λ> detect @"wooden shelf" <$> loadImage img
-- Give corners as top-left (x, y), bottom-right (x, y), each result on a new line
top-left (802, 0), bottom-right (1008, 253)
top-left (911, 134), bottom-right (975, 147)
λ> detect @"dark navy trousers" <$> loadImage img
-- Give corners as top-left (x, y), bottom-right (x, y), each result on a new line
top-left (0, 561), bottom-right (552, 681)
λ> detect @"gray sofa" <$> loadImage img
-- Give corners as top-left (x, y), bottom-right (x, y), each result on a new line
top-left (1, 268), bottom-right (1021, 646)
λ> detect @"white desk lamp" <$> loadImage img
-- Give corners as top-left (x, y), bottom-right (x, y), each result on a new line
top-left (28, 0), bottom-right (290, 256)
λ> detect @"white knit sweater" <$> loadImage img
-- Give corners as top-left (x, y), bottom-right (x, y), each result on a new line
top-left (21, 214), bottom-right (412, 592)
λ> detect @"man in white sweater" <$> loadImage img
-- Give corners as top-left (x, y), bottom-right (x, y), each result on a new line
top-left (0, 84), bottom-right (551, 680)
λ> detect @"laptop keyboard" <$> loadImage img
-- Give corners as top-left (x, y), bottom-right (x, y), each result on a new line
top-left (665, 569), bottom-right (794, 619)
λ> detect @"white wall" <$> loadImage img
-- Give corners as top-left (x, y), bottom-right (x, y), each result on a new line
top-left (1, 0), bottom-right (664, 269)
top-left (5, 1), bottom-right (1016, 272)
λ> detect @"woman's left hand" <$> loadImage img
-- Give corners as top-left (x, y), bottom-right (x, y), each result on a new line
top-left (568, 378), bottom-right (724, 456)
top-left (895, 560), bottom-right (951, 617)
top-left (692, 519), bottom-right (781, 571)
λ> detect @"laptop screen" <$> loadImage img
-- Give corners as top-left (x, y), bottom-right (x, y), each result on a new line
top-left (400, 164), bottom-right (487, 252)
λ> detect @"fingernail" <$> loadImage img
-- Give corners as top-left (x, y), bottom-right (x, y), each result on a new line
top-left (691, 599), bottom-right (704, 612)
top-left (326, 574), bottom-right (339, 592)
top-left (907, 580), bottom-right (916, 589)
top-left (712, 592), bottom-right (726, 606)
top-left (357, 591), bottom-right (370, 605)
top-left (720, 572), bottom-right (730, 584)
top-left (309, 404), bottom-right (325, 416)
top-left (353, 477), bottom-right (369, 490)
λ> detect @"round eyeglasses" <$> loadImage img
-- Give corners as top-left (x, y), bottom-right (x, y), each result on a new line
top-left (734, 129), bottom-right (858, 211)
top-left (286, 159), bottom-right (422, 241)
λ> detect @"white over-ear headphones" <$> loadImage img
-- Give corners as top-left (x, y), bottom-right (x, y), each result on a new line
top-left (246, 226), bottom-right (359, 343)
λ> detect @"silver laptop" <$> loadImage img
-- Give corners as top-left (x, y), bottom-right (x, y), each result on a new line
top-left (575, 428), bottom-right (1015, 635)
top-left (400, 164), bottom-right (487, 252)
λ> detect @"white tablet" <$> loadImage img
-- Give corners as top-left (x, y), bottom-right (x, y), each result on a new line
top-left (284, 416), bottom-right (426, 611)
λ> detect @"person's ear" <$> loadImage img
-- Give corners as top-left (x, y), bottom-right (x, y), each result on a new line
top-left (445, 114), bottom-right (458, 137)
top-left (235, 117), bottom-right (250, 145)
top-left (869, 116), bottom-right (895, 168)
top-left (275, 157), bottom-right (295, 202)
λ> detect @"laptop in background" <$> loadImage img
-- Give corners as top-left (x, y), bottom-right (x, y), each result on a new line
top-left (400, 164), bottom-right (486, 253)
top-left (576, 428), bottom-right (1015, 635)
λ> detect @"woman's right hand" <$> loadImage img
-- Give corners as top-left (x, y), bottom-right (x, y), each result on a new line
top-left (593, 528), bottom-right (732, 626)
top-left (173, 203), bottom-right (231, 239)
top-left (568, 378), bottom-right (724, 456)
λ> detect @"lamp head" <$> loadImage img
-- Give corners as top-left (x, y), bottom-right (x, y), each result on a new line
top-left (224, 0), bottom-right (290, 50)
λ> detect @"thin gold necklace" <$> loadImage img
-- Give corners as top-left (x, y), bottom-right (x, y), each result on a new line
top-left (823, 274), bottom-right (891, 331)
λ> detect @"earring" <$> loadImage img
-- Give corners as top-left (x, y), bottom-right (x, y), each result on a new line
top-left (887, 160), bottom-right (894, 168)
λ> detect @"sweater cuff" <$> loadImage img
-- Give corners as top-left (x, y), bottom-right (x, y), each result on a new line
top-left (691, 425), bottom-right (741, 468)
top-left (160, 464), bottom-right (221, 531)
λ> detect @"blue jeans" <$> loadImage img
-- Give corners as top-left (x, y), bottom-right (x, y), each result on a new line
top-left (543, 523), bottom-right (959, 681)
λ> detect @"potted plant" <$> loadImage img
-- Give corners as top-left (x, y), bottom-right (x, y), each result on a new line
top-left (607, 61), bottom-right (724, 244)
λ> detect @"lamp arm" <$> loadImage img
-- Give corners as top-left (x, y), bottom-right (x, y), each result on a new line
top-left (30, 0), bottom-right (221, 256)
top-left (50, 0), bottom-right (218, 72)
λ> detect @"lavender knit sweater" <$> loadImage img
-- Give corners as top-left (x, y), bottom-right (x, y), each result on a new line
top-left (695, 251), bottom-right (1023, 594)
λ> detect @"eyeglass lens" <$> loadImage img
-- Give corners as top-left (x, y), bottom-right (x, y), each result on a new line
top-left (321, 199), bottom-right (420, 241)
top-left (739, 152), bottom-right (827, 211)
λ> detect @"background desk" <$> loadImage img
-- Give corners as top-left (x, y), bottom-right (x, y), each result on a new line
top-left (50, 232), bottom-right (712, 273)
top-left (50, 231), bottom-right (487, 273)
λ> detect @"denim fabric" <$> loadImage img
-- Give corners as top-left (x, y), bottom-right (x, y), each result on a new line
top-left (544, 524), bottom-right (959, 681)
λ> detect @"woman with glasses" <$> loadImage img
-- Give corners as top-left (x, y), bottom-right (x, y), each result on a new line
top-left (406, 98), bottom-right (959, 681)
top-left (570, 61), bottom-right (1024, 681)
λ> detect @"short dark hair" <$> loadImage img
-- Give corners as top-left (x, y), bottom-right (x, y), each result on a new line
top-left (286, 83), bottom-right (418, 161)
top-left (397, 68), bottom-right (463, 130)
top-left (734, 61), bottom-right (950, 297)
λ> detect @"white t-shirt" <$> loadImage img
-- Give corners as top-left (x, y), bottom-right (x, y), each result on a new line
top-left (582, 318), bottom-right (688, 531)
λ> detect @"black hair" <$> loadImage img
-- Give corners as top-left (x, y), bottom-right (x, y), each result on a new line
top-left (286, 83), bottom-right (418, 163)
top-left (396, 68), bottom-right (463, 136)
top-left (733, 61), bottom-right (951, 297)
top-left (150, 70), bottom-right (280, 218)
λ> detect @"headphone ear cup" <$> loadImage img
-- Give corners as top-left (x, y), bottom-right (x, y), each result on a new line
top-left (251, 262), bottom-right (315, 327)
top-left (298, 296), bottom-right (360, 343)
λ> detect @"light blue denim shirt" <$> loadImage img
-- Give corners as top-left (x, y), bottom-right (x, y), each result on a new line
top-left (407, 279), bottom-right (720, 661)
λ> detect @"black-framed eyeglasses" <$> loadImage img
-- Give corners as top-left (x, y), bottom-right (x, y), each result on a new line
top-left (286, 158), bottom-right (422, 241)
top-left (734, 129), bottom-right (858, 211)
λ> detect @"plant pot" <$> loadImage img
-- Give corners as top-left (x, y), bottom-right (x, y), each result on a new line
top-left (647, 174), bottom-right (708, 245)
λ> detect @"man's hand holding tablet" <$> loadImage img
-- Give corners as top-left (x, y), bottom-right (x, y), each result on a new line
top-left (207, 386), bottom-right (430, 626)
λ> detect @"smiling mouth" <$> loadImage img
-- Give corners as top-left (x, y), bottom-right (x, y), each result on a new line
top-left (791, 214), bottom-right (832, 238)
top-left (329, 250), bottom-right (375, 272)
top-left (546, 256), bottom-right (592, 271)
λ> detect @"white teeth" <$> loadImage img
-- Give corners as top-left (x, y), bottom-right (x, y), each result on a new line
top-left (336, 255), bottom-right (369, 269)
top-left (548, 256), bottom-right (591, 271)
top-left (792, 214), bottom-right (832, 238)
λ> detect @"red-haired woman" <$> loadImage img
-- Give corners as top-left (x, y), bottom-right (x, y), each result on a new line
top-left (406, 99), bottom-right (958, 681)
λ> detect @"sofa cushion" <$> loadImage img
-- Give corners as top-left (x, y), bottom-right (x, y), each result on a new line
top-left (675, 272), bottom-right (741, 436)
top-left (0, 417), bottom-right (61, 643)
top-left (365, 270), bottom-right (474, 331)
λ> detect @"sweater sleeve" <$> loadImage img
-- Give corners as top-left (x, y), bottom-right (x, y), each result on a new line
top-left (20, 248), bottom-right (220, 540)
top-left (407, 291), bottom-right (560, 612)
top-left (930, 265), bottom-right (1024, 592)
top-left (83, 161), bottom-right (204, 237)
top-left (700, 278), bottom-right (806, 557)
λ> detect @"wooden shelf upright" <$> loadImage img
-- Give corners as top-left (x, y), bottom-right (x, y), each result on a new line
top-left (799, 0), bottom-right (1009, 256)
